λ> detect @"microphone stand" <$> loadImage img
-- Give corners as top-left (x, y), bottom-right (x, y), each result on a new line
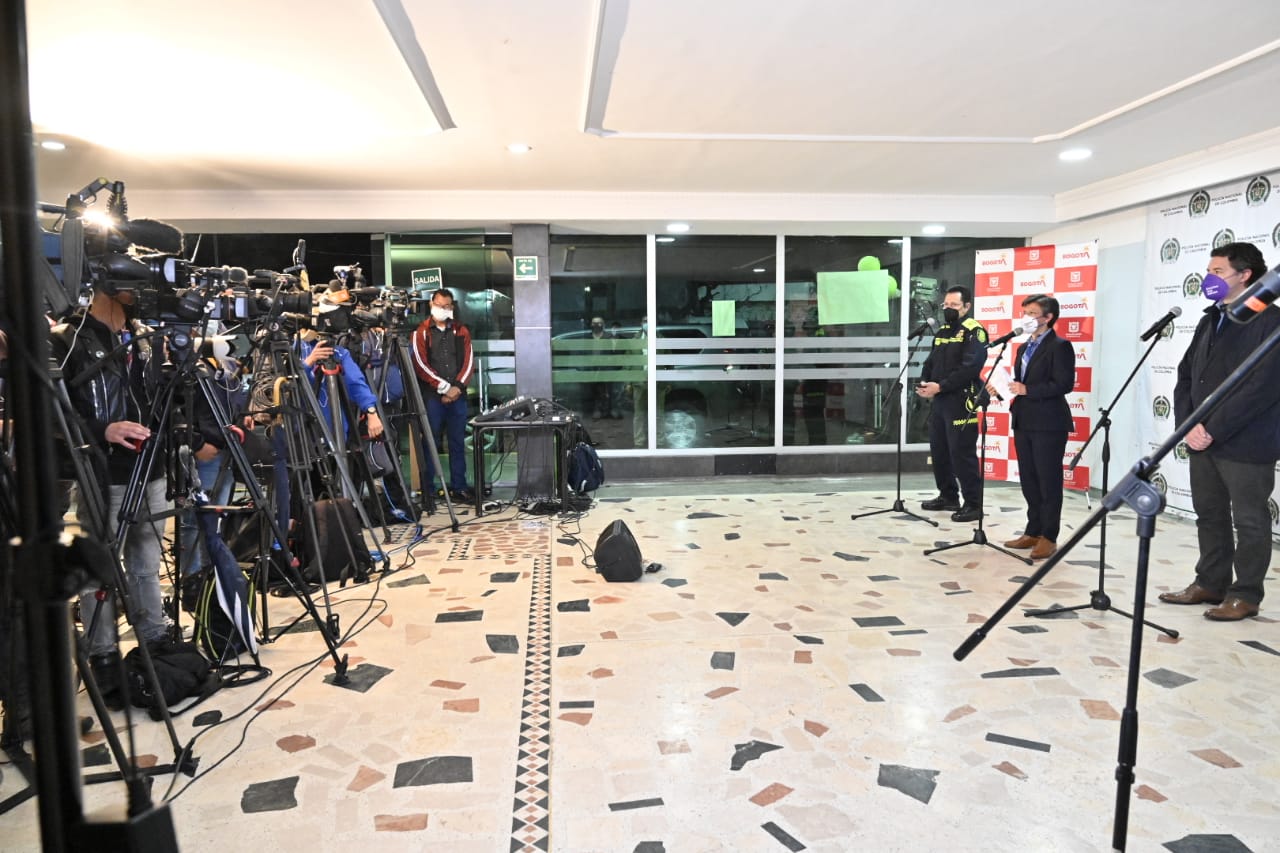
top-left (851, 330), bottom-right (937, 527)
top-left (1025, 333), bottom-right (1178, 638)
top-left (925, 340), bottom-right (1032, 564)
top-left (954, 319), bottom-right (1280, 851)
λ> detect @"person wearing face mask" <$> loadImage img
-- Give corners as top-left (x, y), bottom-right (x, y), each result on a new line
top-left (916, 286), bottom-right (988, 522)
top-left (410, 288), bottom-right (475, 502)
top-left (995, 295), bottom-right (1076, 560)
top-left (49, 283), bottom-right (173, 709)
top-left (587, 316), bottom-right (620, 420)
top-left (1160, 242), bottom-right (1280, 621)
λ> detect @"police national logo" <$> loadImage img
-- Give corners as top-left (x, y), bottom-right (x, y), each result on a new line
top-left (1150, 473), bottom-right (1168, 496)
top-left (1160, 238), bottom-right (1180, 264)
top-left (1272, 221), bottom-right (1280, 249)
top-left (1174, 441), bottom-right (1191, 462)
top-left (1213, 229), bottom-right (1236, 249)
top-left (1182, 273), bottom-right (1203, 299)
top-left (1188, 190), bottom-right (1211, 218)
top-left (1159, 320), bottom-right (1177, 341)
top-left (1269, 498), bottom-right (1279, 526)
top-left (1246, 176), bottom-right (1271, 207)
top-left (1152, 395), bottom-right (1172, 419)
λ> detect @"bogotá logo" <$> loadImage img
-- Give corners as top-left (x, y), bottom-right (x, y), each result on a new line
top-left (1174, 441), bottom-right (1191, 462)
top-left (1152, 396), bottom-right (1172, 419)
top-left (1150, 473), bottom-right (1168, 496)
top-left (1246, 176), bottom-right (1271, 207)
top-left (1182, 272), bottom-right (1203, 299)
top-left (1188, 190), bottom-right (1211, 218)
top-left (1160, 238), bottom-right (1180, 263)
top-left (1213, 229), bottom-right (1236, 248)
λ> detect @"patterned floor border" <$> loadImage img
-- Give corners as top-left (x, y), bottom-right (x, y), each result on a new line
top-left (511, 552), bottom-right (552, 851)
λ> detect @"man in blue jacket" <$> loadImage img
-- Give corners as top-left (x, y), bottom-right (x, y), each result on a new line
top-left (1161, 242), bottom-right (1280, 621)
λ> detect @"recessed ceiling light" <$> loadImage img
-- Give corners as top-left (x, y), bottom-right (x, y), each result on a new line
top-left (922, 224), bottom-right (946, 236)
top-left (40, 140), bottom-right (66, 151)
top-left (887, 238), bottom-right (903, 245)
top-left (1059, 147), bottom-right (1092, 162)
top-left (506, 142), bottom-right (531, 154)
top-left (752, 268), bottom-right (766, 273)
top-left (655, 236), bottom-right (676, 243)
top-left (666, 222), bottom-right (690, 233)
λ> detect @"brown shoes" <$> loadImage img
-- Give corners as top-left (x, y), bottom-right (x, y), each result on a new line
top-left (1004, 535), bottom-right (1039, 549)
top-left (1029, 538), bottom-right (1057, 560)
top-left (1204, 597), bottom-right (1260, 621)
top-left (1158, 583), bottom-right (1225, 606)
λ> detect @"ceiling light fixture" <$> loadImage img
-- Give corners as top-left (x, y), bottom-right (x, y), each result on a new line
top-left (666, 222), bottom-right (690, 233)
top-left (922, 224), bottom-right (946, 236)
top-left (753, 268), bottom-right (766, 273)
top-left (1059, 147), bottom-right (1092, 162)
top-left (506, 142), bottom-right (531, 154)
top-left (656, 236), bottom-right (676, 243)
top-left (40, 139), bottom-right (66, 151)
top-left (887, 238), bottom-right (903, 245)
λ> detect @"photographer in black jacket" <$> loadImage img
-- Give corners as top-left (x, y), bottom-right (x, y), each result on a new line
top-left (50, 283), bottom-right (172, 707)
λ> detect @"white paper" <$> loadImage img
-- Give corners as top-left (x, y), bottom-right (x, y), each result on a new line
top-left (987, 365), bottom-right (1014, 401)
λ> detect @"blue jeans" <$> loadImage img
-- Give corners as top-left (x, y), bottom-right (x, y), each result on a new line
top-left (425, 393), bottom-right (470, 492)
top-left (80, 479), bottom-right (172, 655)
top-left (178, 450), bottom-right (235, 576)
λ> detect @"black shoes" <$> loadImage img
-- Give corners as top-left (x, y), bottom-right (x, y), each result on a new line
top-left (950, 504), bottom-right (983, 523)
top-left (450, 487), bottom-right (476, 503)
top-left (921, 496), bottom-right (961, 512)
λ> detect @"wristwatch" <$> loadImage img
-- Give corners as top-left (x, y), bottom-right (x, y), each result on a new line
top-left (365, 406), bottom-right (377, 415)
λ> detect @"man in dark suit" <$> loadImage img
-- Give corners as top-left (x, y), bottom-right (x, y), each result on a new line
top-left (999, 295), bottom-right (1076, 560)
top-left (1160, 242), bottom-right (1280, 621)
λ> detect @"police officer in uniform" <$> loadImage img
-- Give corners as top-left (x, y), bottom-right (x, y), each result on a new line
top-left (915, 286), bottom-right (988, 522)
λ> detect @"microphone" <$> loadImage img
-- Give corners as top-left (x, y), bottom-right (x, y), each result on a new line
top-left (1139, 305), bottom-right (1182, 341)
top-left (1227, 264), bottom-right (1280, 324)
top-left (909, 317), bottom-right (939, 338)
top-left (986, 316), bottom-right (1037, 348)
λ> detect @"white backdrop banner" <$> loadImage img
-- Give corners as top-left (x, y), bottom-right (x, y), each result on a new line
top-left (1139, 172), bottom-right (1280, 532)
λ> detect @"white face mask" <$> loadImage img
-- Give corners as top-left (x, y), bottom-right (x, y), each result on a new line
top-left (431, 305), bottom-right (453, 322)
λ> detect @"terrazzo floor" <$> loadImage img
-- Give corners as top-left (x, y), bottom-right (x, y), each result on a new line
top-left (2, 477), bottom-right (1278, 852)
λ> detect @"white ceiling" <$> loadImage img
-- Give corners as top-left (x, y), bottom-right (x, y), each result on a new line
top-left (24, 0), bottom-right (1280, 236)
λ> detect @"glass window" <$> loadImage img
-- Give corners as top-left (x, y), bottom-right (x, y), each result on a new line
top-left (654, 236), bottom-right (776, 450)
top-left (782, 237), bottom-right (905, 447)
top-left (549, 235), bottom-right (647, 447)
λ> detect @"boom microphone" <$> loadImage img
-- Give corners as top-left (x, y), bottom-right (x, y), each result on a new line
top-left (124, 218), bottom-right (185, 255)
top-left (1227, 264), bottom-right (1280, 324)
top-left (1139, 305), bottom-right (1181, 341)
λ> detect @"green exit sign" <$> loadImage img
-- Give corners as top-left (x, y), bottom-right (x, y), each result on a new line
top-left (513, 256), bottom-right (539, 281)
top-left (411, 267), bottom-right (442, 291)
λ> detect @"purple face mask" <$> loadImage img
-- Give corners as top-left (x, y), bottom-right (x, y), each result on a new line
top-left (1201, 273), bottom-right (1232, 301)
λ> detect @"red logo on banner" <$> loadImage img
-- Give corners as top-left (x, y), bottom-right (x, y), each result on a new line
top-left (1015, 245), bottom-right (1056, 270)
top-left (1069, 416), bottom-right (1090, 442)
top-left (984, 411), bottom-right (1009, 435)
top-left (975, 271), bottom-right (1013, 296)
top-left (1055, 266), bottom-right (1097, 291)
top-left (1063, 466), bottom-right (1090, 491)
top-left (1073, 367), bottom-right (1093, 393)
top-left (983, 459), bottom-right (1008, 480)
top-left (983, 318), bottom-right (1013, 341)
top-left (1058, 317), bottom-right (1095, 342)
top-left (1007, 436), bottom-right (1018, 461)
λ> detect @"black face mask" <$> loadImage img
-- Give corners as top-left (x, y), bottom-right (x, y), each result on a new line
top-left (942, 307), bottom-right (961, 326)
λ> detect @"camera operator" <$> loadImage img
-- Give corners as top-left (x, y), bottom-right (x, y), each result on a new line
top-left (49, 283), bottom-right (173, 709)
top-left (351, 318), bottom-right (414, 523)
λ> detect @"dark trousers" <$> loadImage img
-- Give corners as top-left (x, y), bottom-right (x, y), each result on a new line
top-left (425, 392), bottom-right (470, 492)
top-left (1013, 428), bottom-right (1068, 542)
top-left (927, 397), bottom-right (980, 505)
top-left (1189, 452), bottom-right (1275, 604)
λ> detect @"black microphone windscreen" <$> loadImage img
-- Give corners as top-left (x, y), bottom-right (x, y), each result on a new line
top-left (125, 218), bottom-right (184, 255)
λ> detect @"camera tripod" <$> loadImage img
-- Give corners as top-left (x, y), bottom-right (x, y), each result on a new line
top-left (923, 341), bottom-right (1032, 564)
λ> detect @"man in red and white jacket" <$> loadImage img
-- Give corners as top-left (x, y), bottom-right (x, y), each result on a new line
top-left (410, 288), bottom-right (475, 500)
